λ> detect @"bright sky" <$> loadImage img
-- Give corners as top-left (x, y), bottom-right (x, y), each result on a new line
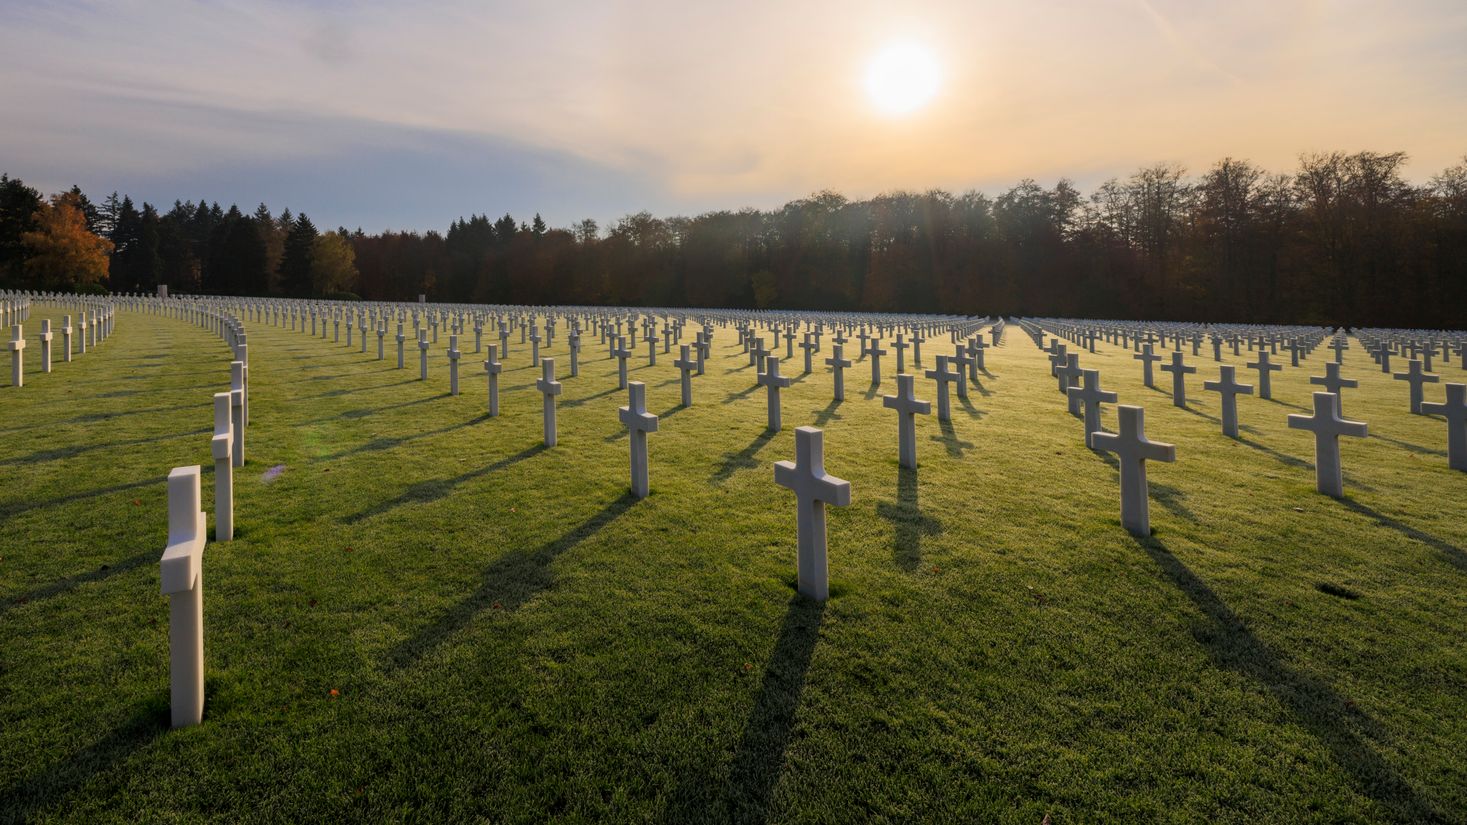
top-left (1, 0), bottom-right (1463, 232)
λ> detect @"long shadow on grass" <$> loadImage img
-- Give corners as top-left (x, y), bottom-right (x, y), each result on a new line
top-left (1176, 404), bottom-right (1222, 425)
top-left (317, 415), bottom-right (490, 461)
top-left (1337, 497), bottom-right (1467, 572)
top-left (0, 552), bottom-right (154, 617)
top-left (0, 700), bottom-right (169, 821)
top-left (299, 378), bottom-right (419, 402)
top-left (876, 465), bottom-right (940, 571)
top-left (1369, 432), bottom-right (1448, 458)
top-left (1136, 536), bottom-right (1443, 821)
top-left (712, 430), bottom-right (776, 483)
top-left (343, 444), bottom-right (547, 523)
top-left (810, 400), bottom-right (842, 427)
top-left (562, 386), bottom-right (619, 409)
top-left (958, 395), bottom-right (988, 419)
top-left (0, 428), bottom-right (211, 467)
top-left (1236, 437), bottom-right (1311, 471)
top-left (664, 595), bottom-right (825, 824)
top-left (301, 392), bottom-right (450, 421)
top-left (386, 491), bottom-right (637, 670)
top-left (930, 418), bottom-right (974, 459)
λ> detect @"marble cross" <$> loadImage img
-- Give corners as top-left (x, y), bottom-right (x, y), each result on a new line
top-left (825, 344), bottom-right (852, 402)
top-left (774, 426), bottom-right (852, 602)
top-left (38, 319), bottom-right (52, 373)
top-left (211, 392), bottom-right (234, 541)
top-left (8, 324), bottom-right (25, 387)
top-left (484, 344), bottom-right (503, 417)
top-left (1090, 405), bottom-right (1176, 536)
top-left (1393, 359), bottom-right (1439, 414)
top-left (1421, 383), bottom-right (1467, 471)
top-left (673, 345), bottom-right (696, 406)
top-left (1246, 350), bottom-right (1282, 400)
top-left (799, 333), bottom-right (816, 374)
top-left (759, 356), bottom-right (793, 431)
top-left (1134, 343), bottom-right (1161, 388)
top-left (1067, 369), bottom-right (1117, 446)
top-left (396, 323), bottom-right (406, 369)
top-left (619, 381), bottom-right (659, 498)
top-left (418, 331), bottom-right (430, 380)
top-left (1159, 351), bottom-right (1197, 407)
top-left (892, 334), bottom-right (908, 374)
top-left (924, 355), bottom-right (958, 421)
top-left (1309, 362), bottom-right (1358, 415)
top-left (867, 339), bottom-right (887, 385)
top-left (883, 373), bottom-right (932, 468)
top-left (1202, 365), bottom-right (1253, 438)
top-left (537, 358), bottom-right (562, 446)
top-left (612, 337), bottom-right (632, 390)
top-left (230, 362), bottom-right (246, 466)
top-left (949, 346), bottom-right (972, 399)
top-left (1288, 392), bottom-right (1367, 497)
top-left (159, 465), bottom-right (208, 728)
top-left (447, 335), bottom-right (462, 396)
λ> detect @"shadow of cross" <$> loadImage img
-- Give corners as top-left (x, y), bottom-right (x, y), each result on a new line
top-left (875, 466), bottom-right (942, 571)
top-left (661, 595), bottom-right (825, 824)
top-left (342, 444), bottom-right (547, 523)
top-left (712, 429), bottom-right (776, 483)
top-left (385, 491), bottom-right (638, 672)
top-left (1135, 535), bottom-right (1445, 821)
top-left (0, 701), bottom-right (170, 822)
top-left (930, 417), bottom-right (975, 458)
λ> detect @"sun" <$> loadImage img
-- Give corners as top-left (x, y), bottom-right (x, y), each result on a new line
top-left (865, 43), bottom-right (941, 116)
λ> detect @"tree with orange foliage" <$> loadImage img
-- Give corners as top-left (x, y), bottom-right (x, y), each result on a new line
top-left (21, 192), bottom-right (113, 291)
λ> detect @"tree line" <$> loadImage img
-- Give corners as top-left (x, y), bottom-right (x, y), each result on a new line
top-left (2, 150), bottom-right (1464, 328)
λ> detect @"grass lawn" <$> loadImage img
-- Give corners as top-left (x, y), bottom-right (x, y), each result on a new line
top-left (2, 305), bottom-right (1464, 823)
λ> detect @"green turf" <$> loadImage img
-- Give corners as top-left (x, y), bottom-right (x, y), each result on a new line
top-left (2, 306), bottom-right (1464, 823)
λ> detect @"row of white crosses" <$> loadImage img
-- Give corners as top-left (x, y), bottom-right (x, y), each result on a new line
top-left (4, 294), bottom-right (116, 388)
top-left (229, 299), bottom-right (975, 602)
top-left (1031, 314), bottom-right (1467, 527)
top-left (156, 300), bottom-right (252, 728)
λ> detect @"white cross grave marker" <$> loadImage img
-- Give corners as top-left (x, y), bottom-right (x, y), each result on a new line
top-left (211, 392), bottom-right (234, 541)
top-left (1202, 365), bottom-right (1253, 438)
top-left (159, 466), bottom-right (208, 728)
top-left (883, 373), bottom-right (932, 468)
top-left (1393, 359), bottom-right (1439, 415)
top-left (619, 381), bottom-right (659, 498)
top-left (537, 358), bottom-right (562, 446)
top-left (484, 344), bottom-right (503, 417)
top-left (8, 324), bottom-right (24, 387)
top-left (774, 427), bottom-right (852, 602)
top-left (1090, 405), bottom-right (1176, 536)
top-left (1067, 369), bottom-right (1117, 446)
top-left (759, 356), bottom-right (793, 431)
top-left (1287, 392), bottom-right (1367, 497)
top-left (1420, 383), bottom-right (1467, 472)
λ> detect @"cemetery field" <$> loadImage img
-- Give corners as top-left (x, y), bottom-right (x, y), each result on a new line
top-left (3, 308), bottom-right (1466, 824)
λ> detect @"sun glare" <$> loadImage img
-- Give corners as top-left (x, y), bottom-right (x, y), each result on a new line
top-left (865, 43), bottom-right (941, 116)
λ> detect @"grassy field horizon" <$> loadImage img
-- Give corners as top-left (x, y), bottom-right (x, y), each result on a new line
top-left (2, 304), bottom-right (1464, 823)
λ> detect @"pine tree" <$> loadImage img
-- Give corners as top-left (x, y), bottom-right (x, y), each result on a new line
top-left (278, 212), bottom-right (319, 296)
top-left (0, 173), bottom-right (43, 281)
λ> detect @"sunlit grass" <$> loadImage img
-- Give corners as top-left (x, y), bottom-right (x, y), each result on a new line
top-left (1, 306), bottom-right (1464, 823)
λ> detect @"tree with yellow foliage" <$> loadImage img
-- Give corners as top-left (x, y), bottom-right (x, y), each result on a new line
top-left (22, 192), bottom-right (113, 291)
top-left (311, 229), bottom-right (359, 297)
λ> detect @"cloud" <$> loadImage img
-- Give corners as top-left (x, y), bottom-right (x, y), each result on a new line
top-left (1, 0), bottom-right (1463, 228)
